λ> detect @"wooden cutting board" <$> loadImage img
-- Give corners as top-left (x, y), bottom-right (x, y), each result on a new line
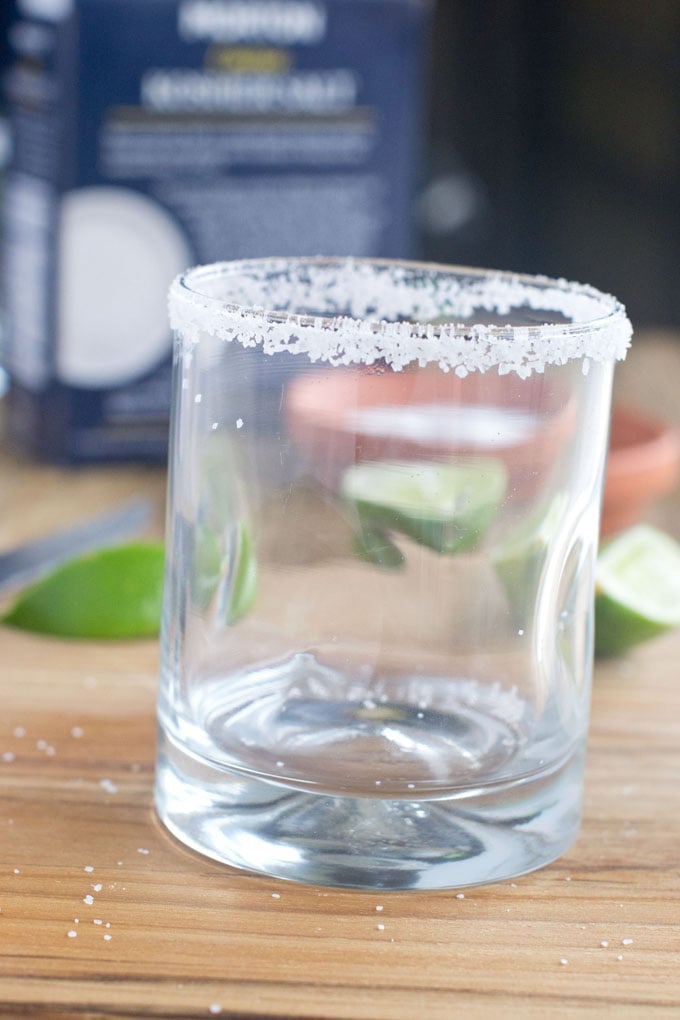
top-left (1, 336), bottom-right (679, 1018)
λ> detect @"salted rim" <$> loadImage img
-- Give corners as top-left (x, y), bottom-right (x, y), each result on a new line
top-left (168, 257), bottom-right (632, 377)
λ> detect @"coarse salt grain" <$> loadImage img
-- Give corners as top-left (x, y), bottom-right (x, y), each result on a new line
top-left (67, 930), bottom-right (77, 938)
top-left (100, 779), bottom-right (118, 794)
top-left (209, 1006), bottom-right (222, 1015)
top-left (1, 752), bottom-right (15, 763)
top-left (71, 726), bottom-right (84, 738)
top-left (84, 866), bottom-right (94, 873)
top-left (377, 924), bottom-right (385, 931)
top-left (600, 941), bottom-right (609, 948)
top-left (560, 959), bottom-right (568, 966)
top-left (92, 883), bottom-right (103, 892)
top-left (169, 259), bottom-right (632, 379)
top-left (13, 727), bottom-right (25, 738)
top-left (93, 919), bottom-right (103, 925)
top-left (104, 934), bottom-right (112, 941)
top-left (622, 938), bottom-right (633, 946)
top-left (83, 894), bottom-right (94, 905)
top-left (137, 847), bottom-right (150, 855)
top-left (271, 892), bottom-right (281, 899)
top-left (455, 893), bottom-right (465, 899)
top-left (375, 905), bottom-right (383, 912)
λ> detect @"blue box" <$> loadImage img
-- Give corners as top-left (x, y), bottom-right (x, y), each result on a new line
top-left (2, 0), bottom-right (432, 462)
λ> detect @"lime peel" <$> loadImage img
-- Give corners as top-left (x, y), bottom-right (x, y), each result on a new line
top-left (226, 523), bottom-right (258, 623)
top-left (2, 541), bottom-right (165, 639)
top-left (594, 524), bottom-right (680, 657)
top-left (342, 458), bottom-right (506, 561)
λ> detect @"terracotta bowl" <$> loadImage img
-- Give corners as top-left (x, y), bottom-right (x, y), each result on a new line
top-left (285, 367), bottom-right (574, 497)
top-left (601, 404), bottom-right (680, 536)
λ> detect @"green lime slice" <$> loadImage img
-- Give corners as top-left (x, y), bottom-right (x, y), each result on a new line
top-left (594, 524), bottom-right (680, 657)
top-left (2, 541), bottom-right (165, 639)
top-left (341, 458), bottom-right (506, 561)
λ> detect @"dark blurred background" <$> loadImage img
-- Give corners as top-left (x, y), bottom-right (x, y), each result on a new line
top-left (2, 0), bottom-right (678, 328)
top-left (420, 0), bottom-right (679, 328)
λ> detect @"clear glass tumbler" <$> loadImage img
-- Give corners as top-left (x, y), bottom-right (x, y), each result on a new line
top-left (156, 258), bottom-right (631, 890)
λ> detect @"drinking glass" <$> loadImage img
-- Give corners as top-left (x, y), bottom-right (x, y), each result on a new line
top-left (155, 257), bottom-right (631, 890)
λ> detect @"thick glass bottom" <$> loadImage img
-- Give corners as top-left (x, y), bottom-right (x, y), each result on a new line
top-left (155, 724), bottom-right (584, 890)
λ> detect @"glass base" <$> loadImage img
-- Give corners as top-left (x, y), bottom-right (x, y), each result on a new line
top-left (155, 725), bottom-right (584, 890)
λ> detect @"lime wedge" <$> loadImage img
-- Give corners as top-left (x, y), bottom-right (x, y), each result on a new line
top-left (226, 522), bottom-right (258, 624)
top-left (492, 493), bottom-right (568, 619)
top-left (194, 521), bottom-right (258, 623)
top-left (2, 542), bottom-right (165, 639)
top-left (353, 524), bottom-right (405, 569)
top-left (594, 524), bottom-right (680, 657)
top-left (341, 458), bottom-right (506, 562)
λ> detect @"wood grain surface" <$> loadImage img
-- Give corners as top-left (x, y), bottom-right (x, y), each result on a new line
top-left (0, 335), bottom-right (679, 1019)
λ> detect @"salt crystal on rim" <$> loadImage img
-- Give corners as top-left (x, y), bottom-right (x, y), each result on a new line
top-left (169, 258), bottom-right (632, 378)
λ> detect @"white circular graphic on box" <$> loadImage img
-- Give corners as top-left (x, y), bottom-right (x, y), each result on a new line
top-left (57, 187), bottom-right (191, 388)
